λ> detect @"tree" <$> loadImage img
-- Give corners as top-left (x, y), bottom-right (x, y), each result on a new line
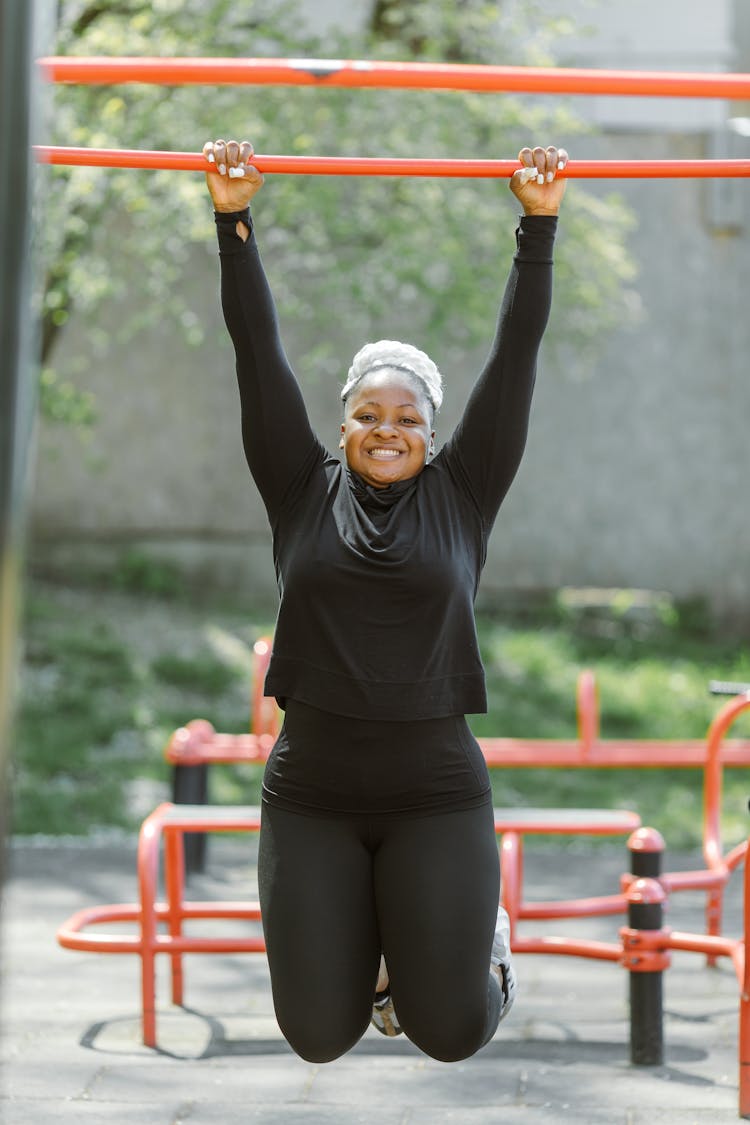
top-left (39, 0), bottom-right (636, 422)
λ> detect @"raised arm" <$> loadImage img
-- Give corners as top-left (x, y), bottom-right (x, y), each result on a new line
top-left (443, 145), bottom-right (567, 526)
top-left (204, 139), bottom-right (322, 519)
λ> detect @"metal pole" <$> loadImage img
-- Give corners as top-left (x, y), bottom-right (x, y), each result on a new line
top-left (37, 56), bottom-right (750, 99)
top-left (0, 2), bottom-right (41, 861)
top-left (33, 147), bottom-right (750, 179)
top-left (623, 877), bottom-right (669, 1066)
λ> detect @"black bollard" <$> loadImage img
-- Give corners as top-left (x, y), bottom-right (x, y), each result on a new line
top-left (623, 876), bottom-right (669, 1066)
top-left (171, 763), bottom-right (209, 875)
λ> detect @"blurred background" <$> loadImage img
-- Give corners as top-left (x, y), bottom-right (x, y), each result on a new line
top-left (11, 0), bottom-right (750, 844)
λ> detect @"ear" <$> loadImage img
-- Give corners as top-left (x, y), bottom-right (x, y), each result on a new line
top-left (428, 431), bottom-right (436, 458)
top-left (339, 422), bottom-right (345, 450)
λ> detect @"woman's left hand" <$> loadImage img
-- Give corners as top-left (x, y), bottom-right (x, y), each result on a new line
top-left (509, 145), bottom-right (569, 215)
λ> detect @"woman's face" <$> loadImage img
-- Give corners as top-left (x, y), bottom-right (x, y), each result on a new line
top-left (339, 370), bottom-right (435, 490)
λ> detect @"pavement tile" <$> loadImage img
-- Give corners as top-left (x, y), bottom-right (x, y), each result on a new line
top-left (175, 1104), bottom-right (373, 1124)
top-left (1, 1099), bottom-right (185, 1124)
top-left (85, 1057), bottom-right (315, 1103)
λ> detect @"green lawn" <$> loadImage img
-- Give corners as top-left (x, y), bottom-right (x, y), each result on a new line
top-left (11, 577), bottom-right (750, 850)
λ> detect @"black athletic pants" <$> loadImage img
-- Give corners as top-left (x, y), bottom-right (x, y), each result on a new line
top-left (257, 798), bottom-right (504, 1063)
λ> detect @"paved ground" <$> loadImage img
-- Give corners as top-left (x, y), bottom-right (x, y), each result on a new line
top-left (1, 834), bottom-right (747, 1123)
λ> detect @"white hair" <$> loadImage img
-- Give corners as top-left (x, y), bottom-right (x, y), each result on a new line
top-left (341, 340), bottom-right (443, 414)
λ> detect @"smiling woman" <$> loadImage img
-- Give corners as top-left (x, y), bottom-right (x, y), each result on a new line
top-left (203, 134), bottom-right (567, 1066)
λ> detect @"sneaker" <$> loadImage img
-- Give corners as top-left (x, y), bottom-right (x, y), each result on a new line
top-left (371, 989), bottom-right (403, 1037)
top-left (491, 904), bottom-right (517, 1021)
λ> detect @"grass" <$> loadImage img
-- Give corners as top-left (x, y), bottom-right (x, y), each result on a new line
top-left (11, 576), bottom-right (750, 849)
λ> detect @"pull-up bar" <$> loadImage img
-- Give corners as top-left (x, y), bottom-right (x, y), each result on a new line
top-left (38, 56), bottom-right (750, 99)
top-left (33, 147), bottom-right (750, 179)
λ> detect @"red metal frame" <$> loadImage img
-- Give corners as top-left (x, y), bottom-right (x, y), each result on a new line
top-left (33, 146), bottom-right (750, 179)
top-left (38, 56), bottom-right (750, 99)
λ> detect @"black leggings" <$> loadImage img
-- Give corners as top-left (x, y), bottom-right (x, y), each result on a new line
top-left (257, 799), bottom-right (503, 1064)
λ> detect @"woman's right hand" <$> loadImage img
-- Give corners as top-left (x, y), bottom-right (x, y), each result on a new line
top-left (203, 138), bottom-right (265, 212)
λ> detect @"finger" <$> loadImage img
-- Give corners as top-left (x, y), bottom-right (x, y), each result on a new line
top-left (213, 138), bottom-right (227, 175)
top-left (202, 140), bottom-right (216, 166)
top-left (532, 146), bottom-right (547, 184)
top-left (518, 146), bottom-right (534, 168)
top-left (231, 140), bottom-right (262, 181)
top-left (226, 139), bottom-right (240, 167)
top-left (544, 146), bottom-right (559, 182)
top-left (557, 147), bottom-right (569, 171)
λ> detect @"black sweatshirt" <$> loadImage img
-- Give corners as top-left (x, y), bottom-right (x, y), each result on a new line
top-left (216, 209), bottom-right (557, 721)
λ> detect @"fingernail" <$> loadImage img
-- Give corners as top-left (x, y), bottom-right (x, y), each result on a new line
top-left (558, 160), bottom-right (565, 170)
top-left (228, 166), bottom-right (245, 178)
top-left (546, 171), bottom-right (554, 183)
top-left (537, 173), bottom-right (544, 184)
top-left (218, 163), bottom-right (227, 175)
top-left (206, 152), bottom-right (215, 163)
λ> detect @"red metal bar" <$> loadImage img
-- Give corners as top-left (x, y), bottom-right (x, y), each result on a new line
top-left (740, 840), bottom-right (750, 1118)
top-left (33, 146), bottom-right (750, 179)
top-left (251, 635), bottom-right (279, 738)
top-left (38, 56), bottom-right (750, 100)
top-left (512, 935), bottom-right (622, 961)
top-left (577, 668), bottom-right (599, 756)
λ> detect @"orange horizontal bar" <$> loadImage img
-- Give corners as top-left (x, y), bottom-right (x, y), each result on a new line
top-left (34, 146), bottom-right (750, 179)
top-left (162, 730), bottom-right (750, 768)
top-left (512, 936), bottom-right (622, 961)
top-left (154, 935), bottom-right (266, 953)
top-left (519, 893), bottom-right (629, 919)
top-left (38, 56), bottom-right (750, 99)
top-left (481, 738), bottom-right (750, 767)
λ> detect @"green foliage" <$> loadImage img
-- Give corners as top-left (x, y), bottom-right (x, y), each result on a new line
top-left (40, 0), bottom-right (637, 424)
top-left (111, 548), bottom-right (185, 597)
top-left (150, 652), bottom-right (240, 694)
top-left (12, 581), bottom-right (265, 834)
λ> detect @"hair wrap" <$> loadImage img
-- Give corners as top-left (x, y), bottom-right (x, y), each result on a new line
top-left (341, 340), bottom-right (443, 413)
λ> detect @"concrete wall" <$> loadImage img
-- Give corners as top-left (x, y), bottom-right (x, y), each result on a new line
top-left (30, 0), bottom-right (750, 625)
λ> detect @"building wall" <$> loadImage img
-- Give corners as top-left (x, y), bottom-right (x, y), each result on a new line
top-left (30, 0), bottom-right (750, 624)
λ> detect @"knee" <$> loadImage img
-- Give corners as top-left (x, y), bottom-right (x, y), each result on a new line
top-left (277, 1013), bottom-right (367, 1064)
top-left (404, 1010), bottom-right (490, 1063)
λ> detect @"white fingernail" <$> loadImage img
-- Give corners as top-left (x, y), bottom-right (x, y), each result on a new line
top-left (558, 160), bottom-right (565, 170)
top-left (520, 167), bottom-right (536, 185)
top-left (537, 173), bottom-right (544, 184)
top-left (219, 163), bottom-right (227, 175)
top-left (546, 171), bottom-right (554, 183)
top-left (207, 152), bottom-right (215, 163)
top-left (228, 166), bottom-right (245, 178)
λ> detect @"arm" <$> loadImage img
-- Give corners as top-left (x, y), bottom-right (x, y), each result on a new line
top-left (442, 145), bottom-right (567, 526)
top-left (206, 139), bottom-right (321, 518)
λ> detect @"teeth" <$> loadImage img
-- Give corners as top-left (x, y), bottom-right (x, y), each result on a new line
top-left (368, 448), bottom-right (401, 458)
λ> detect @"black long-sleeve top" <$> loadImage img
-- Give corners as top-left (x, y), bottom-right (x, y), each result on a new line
top-left (216, 209), bottom-right (557, 721)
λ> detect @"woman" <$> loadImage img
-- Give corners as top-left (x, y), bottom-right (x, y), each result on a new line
top-left (204, 137), bottom-right (567, 1063)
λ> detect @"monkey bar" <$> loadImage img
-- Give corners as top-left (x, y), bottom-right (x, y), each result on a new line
top-left (33, 146), bottom-right (750, 179)
top-left (38, 56), bottom-right (750, 100)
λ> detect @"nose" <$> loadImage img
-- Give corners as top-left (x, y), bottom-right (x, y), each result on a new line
top-left (374, 419), bottom-right (398, 438)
